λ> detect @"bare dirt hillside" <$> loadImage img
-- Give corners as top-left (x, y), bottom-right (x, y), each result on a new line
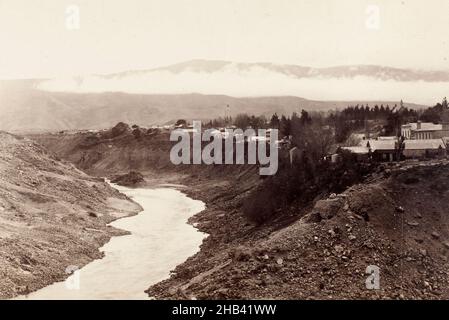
top-left (27, 123), bottom-right (261, 183)
top-left (0, 131), bottom-right (141, 299)
top-left (148, 161), bottom-right (449, 299)
top-left (27, 124), bottom-right (174, 176)
top-left (27, 126), bottom-right (449, 299)
top-left (0, 79), bottom-right (426, 132)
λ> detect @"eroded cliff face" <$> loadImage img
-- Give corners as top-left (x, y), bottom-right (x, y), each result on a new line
top-left (0, 132), bottom-right (141, 298)
top-left (148, 161), bottom-right (449, 300)
top-left (28, 125), bottom-right (260, 181)
top-left (28, 126), bottom-right (174, 176)
top-left (28, 127), bottom-right (449, 299)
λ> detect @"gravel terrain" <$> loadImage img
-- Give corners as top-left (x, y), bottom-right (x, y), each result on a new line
top-left (0, 132), bottom-right (141, 298)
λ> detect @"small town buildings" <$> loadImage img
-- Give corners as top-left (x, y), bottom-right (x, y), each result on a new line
top-left (403, 139), bottom-right (446, 159)
top-left (365, 139), bottom-right (398, 162)
top-left (443, 137), bottom-right (449, 146)
top-left (339, 146), bottom-right (370, 161)
top-left (401, 121), bottom-right (449, 140)
top-left (338, 117), bottom-right (449, 162)
top-left (341, 138), bottom-right (398, 162)
top-left (400, 121), bottom-right (449, 158)
top-left (377, 136), bottom-right (397, 141)
top-left (275, 136), bottom-right (291, 149)
top-left (330, 153), bottom-right (340, 163)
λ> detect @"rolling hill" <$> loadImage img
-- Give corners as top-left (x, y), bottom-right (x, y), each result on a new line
top-left (1, 59), bottom-right (441, 132)
top-left (0, 80), bottom-right (426, 132)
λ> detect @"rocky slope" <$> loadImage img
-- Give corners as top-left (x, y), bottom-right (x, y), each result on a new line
top-left (27, 123), bottom-right (174, 176)
top-left (27, 126), bottom-right (449, 299)
top-left (0, 131), bottom-right (141, 298)
top-left (148, 160), bottom-right (449, 299)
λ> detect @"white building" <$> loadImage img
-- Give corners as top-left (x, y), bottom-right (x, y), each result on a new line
top-left (403, 139), bottom-right (446, 158)
top-left (401, 121), bottom-right (449, 140)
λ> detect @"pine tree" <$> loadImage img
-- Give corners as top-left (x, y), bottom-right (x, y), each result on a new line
top-left (270, 113), bottom-right (280, 129)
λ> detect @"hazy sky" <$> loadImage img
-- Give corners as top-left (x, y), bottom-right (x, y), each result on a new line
top-left (2, 0), bottom-right (449, 79)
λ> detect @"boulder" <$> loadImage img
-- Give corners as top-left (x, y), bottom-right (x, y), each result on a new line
top-left (111, 122), bottom-right (131, 137)
top-left (111, 171), bottom-right (144, 186)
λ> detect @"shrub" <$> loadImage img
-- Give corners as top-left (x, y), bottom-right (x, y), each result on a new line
top-left (243, 184), bottom-right (280, 225)
top-left (243, 152), bottom-right (376, 225)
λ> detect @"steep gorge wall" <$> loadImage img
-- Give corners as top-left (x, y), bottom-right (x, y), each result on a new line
top-left (149, 161), bottom-right (449, 299)
top-left (28, 127), bottom-right (262, 182)
top-left (0, 132), bottom-right (141, 298)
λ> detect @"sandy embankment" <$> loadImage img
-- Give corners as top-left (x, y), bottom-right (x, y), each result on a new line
top-left (20, 182), bottom-right (206, 300)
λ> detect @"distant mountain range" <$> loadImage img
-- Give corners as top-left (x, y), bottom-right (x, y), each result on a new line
top-left (34, 59), bottom-right (449, 101)
top-left (114, 59), bottom-right (449, 82)
top-left (1, 59), bottom-right (446, 131)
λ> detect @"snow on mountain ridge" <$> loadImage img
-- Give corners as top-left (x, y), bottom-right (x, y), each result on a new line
top-left (35, 60), bottom-right (449, 105)
top-left (106, 59), bottom-right (449, 82)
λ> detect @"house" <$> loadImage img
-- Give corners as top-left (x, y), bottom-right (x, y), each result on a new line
top-left (403, 139), bottom-right (446, 159)
top-left (340, 146), bottom-right (370, 161)
top-left (365, 139), bottom-right (398, 162)
top-left (275, 136), bottom-right (291, 149)
top-left (401, 121), bottom-right (449, 139)
top-left (340, 137), bottom-right (399, 162)
top-left (442, 137), bottom-right (449, 147)
top-left (330, 153), bottom-right (340, 163)
top-left (377, 136), bottom-right (397, 141)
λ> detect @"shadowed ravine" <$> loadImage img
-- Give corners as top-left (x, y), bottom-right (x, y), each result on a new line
top-left (18, 183), bottom-right (206, 300)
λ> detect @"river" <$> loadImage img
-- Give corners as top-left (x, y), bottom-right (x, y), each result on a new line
top-left (20, 183), bottom-right (206, 300)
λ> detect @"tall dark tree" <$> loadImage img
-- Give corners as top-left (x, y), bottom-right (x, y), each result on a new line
top-left (279, 115), bottom-right (291, 137)
top-left (270, 113), bottom-right (280, 129)
top-left (300, 109), bottom-right (312, 125)
top-left (234, 113), bottom-right (251, 129)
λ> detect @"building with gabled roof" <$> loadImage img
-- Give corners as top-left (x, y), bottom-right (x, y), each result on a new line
top-left (339, 146), bottom-right (370, 161)
top-left (364, 139), bottom-right (398, 161)
top-left (403, 139), bottom-right (446, 159)
top-left (401, 121), bottom-right (449, 140)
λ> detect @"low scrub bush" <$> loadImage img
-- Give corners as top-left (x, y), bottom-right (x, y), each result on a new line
top-left (243, 151), bottom-right (376, 225)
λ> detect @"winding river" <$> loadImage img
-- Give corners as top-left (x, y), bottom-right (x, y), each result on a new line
top-left (20, 183), bottom-right (206, 300)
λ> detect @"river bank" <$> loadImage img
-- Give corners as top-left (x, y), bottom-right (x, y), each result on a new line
top-left (147, 161), bottom-right (449, 300)
top-left (23, 125), bottom-right (449, 300)
top-left (18, 182), bottom-right (207, 299)
top-left (0, 132), bottom-right (143, 299)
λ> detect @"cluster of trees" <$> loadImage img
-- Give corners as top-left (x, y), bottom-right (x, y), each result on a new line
top-left (328, 101), bottom-right (420, 142)
top-left (420, 97), bottom-right (449, 123)
top-left (337, 102), bottom-right (417, 121)
top-left (243, 108), bottom-right (364, 224)
top-left (233, 114), bottom-right (267, 130)
top-left (268, 110), bottom-right (315, 137)
top-left (243, 148), bottom-right (376, 224)
top-left (203, 115), bottom-right (269, 129)
top-left (203, 116), bottom-right (232, 128)
top-left (199, 98), bottom-right (449, 165)
top-left (201, 97), bottom-right (449, 225)
top-left (203, 98), bottom-right (449, 149)
top-left (198, 97), bottom-right (449, 143)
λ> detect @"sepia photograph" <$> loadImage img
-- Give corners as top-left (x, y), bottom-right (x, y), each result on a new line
top-left (1, 0), bottom-right (449, 312)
